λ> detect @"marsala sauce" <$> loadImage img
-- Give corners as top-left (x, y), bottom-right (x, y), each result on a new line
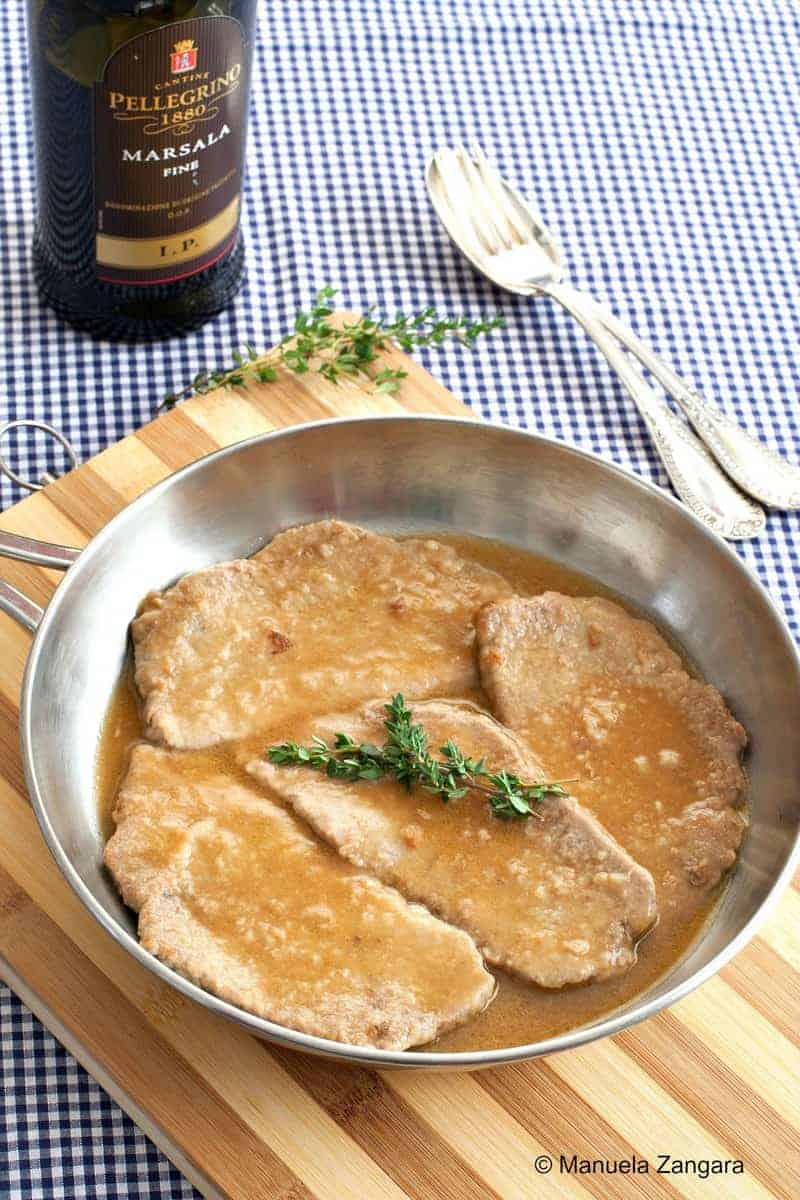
top-left (96, 534), bottom-right (729, 1052)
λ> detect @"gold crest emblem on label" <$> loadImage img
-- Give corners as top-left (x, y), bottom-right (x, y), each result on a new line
top-left (171, 39), bottom-right (198, 74)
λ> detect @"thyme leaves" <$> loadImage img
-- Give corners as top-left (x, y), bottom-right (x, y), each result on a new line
top-left (161, 288), bottom-right (504, 409)
top-left (267, 694), bottom-right (571, 822)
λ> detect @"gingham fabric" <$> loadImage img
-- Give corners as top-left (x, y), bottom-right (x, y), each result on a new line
top-left (1, 0), bottom-right (798, 1195)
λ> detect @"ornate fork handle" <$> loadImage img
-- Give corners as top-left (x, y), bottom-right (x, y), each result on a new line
top-left (669, 384), bottom-right (800, 510)
top-left (541, 282), bottom-right (765, 540)
top-left (558, 286), bottom-right (800, 511)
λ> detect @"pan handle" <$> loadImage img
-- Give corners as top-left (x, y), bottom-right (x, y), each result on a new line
top-left (0, 580), bottom-right (43, 633)
top-left (0, 530), bottom-right (81, 571)
top-left (0, 531), bottom-right (81, 634)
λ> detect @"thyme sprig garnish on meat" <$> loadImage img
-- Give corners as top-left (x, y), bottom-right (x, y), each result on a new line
top-left (160, 287), bottom-right (504, 409)
top-left (267, 694), bottom-right (571, 821)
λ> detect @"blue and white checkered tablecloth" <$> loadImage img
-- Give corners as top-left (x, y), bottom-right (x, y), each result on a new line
top-left (1, 0), bottom-right (799, 1194)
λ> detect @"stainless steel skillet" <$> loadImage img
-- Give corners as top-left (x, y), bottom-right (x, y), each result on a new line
top-left (1, 416), bottom-right (799, 1071)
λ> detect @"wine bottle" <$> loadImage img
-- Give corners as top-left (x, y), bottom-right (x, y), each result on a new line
top-left (27, 1), bottom-right (257, 341)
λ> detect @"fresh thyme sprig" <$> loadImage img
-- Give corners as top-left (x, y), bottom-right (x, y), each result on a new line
top-left (160, 287), bottom-right (504, 409)
top-left (267, 694), bottom-right (571, 821)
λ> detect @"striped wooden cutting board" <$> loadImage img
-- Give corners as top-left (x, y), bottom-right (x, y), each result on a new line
top-left (0, 336), bottom-right (797, 1200)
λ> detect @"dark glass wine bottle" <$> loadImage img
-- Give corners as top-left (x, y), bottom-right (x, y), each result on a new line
top-left (27, 1), bottom-right (256, 341)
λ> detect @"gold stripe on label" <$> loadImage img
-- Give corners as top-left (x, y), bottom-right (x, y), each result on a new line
top-left (96, 195), bottom-right (240, 270)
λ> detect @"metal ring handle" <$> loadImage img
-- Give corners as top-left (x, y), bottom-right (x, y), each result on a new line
top-left (0, 422), bottom-right (81, 633)
top-left (0, 419), bottom-right (79, 492)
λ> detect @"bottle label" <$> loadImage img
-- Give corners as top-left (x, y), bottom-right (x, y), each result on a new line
top-left (94, 16), bottom-right (248, 285)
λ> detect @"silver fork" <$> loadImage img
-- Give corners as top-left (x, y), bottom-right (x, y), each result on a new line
top-left (425, 145), bottom-right (791, 539)
top-left (464, 146), bottom-right (800, 512)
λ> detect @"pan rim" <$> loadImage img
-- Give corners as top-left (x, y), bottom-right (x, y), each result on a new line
top-left (19, 413), bottom-right (800, 1069)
